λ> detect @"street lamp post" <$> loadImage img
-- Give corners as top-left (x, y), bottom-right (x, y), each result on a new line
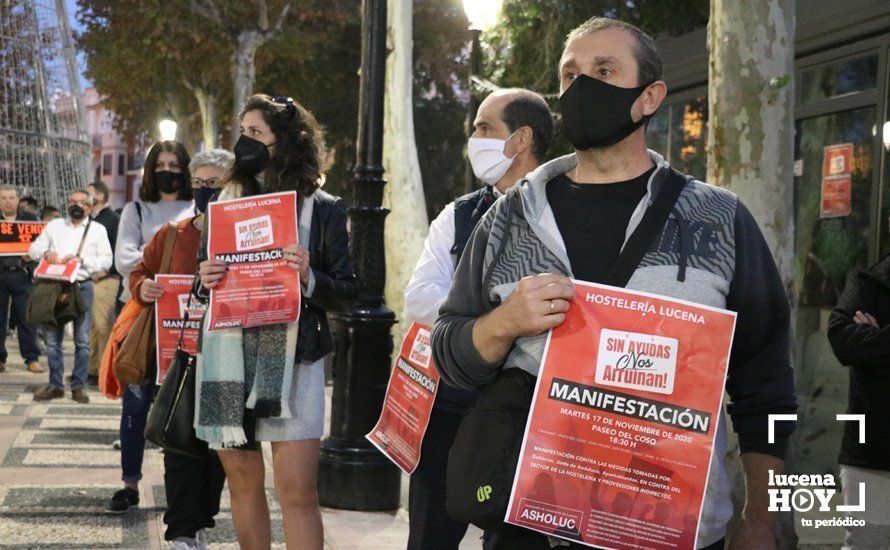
top-left (463, 28), bottom-right (482, 195)
top-left (462, 0), bottom-right (501, 194)
top-left (317, 0), bottom-right (401, 511)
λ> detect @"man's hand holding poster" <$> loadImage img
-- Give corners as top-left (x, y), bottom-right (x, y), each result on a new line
top-left (366, 322), bottom-right (440, 474)
top-left (154, 275), bottom-right (205, 385)
top-left (206, 191), bottom-right (300, 331)
top-left (34, 257), bottom-right (80, 283)
top-left (506, 281), bottom-right (736, 550)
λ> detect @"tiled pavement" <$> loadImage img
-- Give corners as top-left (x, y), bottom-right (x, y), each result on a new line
top-left (0, 339), bottom-right (483, 549)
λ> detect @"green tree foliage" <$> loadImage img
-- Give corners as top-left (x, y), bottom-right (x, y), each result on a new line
top-left (75, 0), bottom-right (709, 215)
top-left (77, 0), bottom-right (358, 181)
top-left (412, 0), bottom-right (474, 218)
top-left (255, 1), bottom-right (360, 198)
top-left (489, 0), bottom-right (708, 95)
top-left (410, 0), bottom-right (709, 217)
top-left (76, 0), bottom-right (231, 146)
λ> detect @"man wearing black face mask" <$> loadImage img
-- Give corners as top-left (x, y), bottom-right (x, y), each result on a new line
top-left (29, 189), bottom-right (113, 403)
top-left (432, 17), bottom-right (796, 550)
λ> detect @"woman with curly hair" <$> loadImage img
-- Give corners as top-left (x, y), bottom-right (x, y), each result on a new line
top-left (197, 95), bottom-right (356, 549)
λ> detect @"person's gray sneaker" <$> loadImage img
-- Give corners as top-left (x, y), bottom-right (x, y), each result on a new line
top-left (196, 529), bottom-right (208, 550)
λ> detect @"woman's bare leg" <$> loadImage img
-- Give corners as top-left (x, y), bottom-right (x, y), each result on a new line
top-left (271, 439), bottom-right (323, 550)
top-left (218, 449), bottom-right (271, 550)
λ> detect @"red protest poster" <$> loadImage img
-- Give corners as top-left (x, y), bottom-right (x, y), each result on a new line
top-left (820, 143), bottom-right (854, 218)
top-left (0, 221), bottom-right (45, 256)
top-left (206, 191), bottom-right (299, 331)
top-left (154, 275), bottom-right (205, 385)
top-left (366, 322), bottom-right (440, 474)
top-left (34, 258), bottom-right (80, 283)
top-left (506, 281), bottom-right (736, 550)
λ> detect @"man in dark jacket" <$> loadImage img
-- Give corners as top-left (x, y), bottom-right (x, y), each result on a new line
top-left (0, 184), bottom-right (42, 374)
top-left (827, 258), bottom-right (890, 549)
top-left (432, 17), bottom-right (797, 550)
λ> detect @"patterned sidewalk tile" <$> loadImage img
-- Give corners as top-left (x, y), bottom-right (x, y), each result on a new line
top-left (0, 342), bottom-right (442, 549)
top-left (0, 512), bottom-right (150, 549)
top-left (0, 485), bottom-right (151, 549)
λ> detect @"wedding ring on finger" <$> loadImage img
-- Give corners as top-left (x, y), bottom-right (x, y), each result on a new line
top-left (549, 300), bottom-right (555, 312)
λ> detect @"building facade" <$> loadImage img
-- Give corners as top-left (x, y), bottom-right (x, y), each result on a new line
top-left (82, 87), bottom-right (144, 208)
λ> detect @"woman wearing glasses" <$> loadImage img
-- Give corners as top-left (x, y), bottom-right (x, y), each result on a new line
top-left (197, 94), bottom-right (356, 550)
top-left (127, 149), bottom-right (234, 549)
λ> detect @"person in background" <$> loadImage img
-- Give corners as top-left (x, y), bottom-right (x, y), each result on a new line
top-left (107, 140), bottom-right (194, 514)
top-left (40, 206), bottom-right (61, 221)
top-left (28, 189), bottom-right (112, 403)
top-left (18, 196), bottom-right (39, 217)
top-left (827, 258), bottom-right (890, 549)
top-left (124, 149), bottom-right (232, 550)
top-left (0, 184), bottom-right (42, 374)
top-left (86, 181), bottom-right (120, 386)
top-left (402, 88), bottom-right (553, 550)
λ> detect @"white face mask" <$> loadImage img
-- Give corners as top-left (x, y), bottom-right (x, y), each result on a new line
top-left (467, 133), bottom-right (517, 186)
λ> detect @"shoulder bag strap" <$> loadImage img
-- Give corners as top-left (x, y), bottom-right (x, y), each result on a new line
top-left (75, 218), bottom-right (92, 259)
top-left (604, 168), bottom-right (688, 288)
top-left (159, 223), bottom-right (178, 274)
top-left (175, 290), bottom-right (194, 351)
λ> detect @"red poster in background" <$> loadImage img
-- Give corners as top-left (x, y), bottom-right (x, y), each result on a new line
top-left (366, 322), bottom-right (440, 474)
top-left (206, 191), bottom-right (299, 331)
top-left (821, 143), bottom-right (854, 218)
top-left (34, 258), bottom-right (80, 283)
top-left (506, 281), bottom-right (736, 550)
top-left (154, 275), bottom-right (205, 385)
top-left (0, 221), bottom-right (45, 256)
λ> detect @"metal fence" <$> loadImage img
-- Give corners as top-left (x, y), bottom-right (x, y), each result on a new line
top-left (0, 0), bottom-right (90, 210)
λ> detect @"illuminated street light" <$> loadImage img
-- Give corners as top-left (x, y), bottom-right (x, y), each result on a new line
top-left (463, 0), bottom-right (501, 31)
top-left (158, 116), bottom-right (177, 141)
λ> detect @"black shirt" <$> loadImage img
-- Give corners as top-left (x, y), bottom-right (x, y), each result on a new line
top-left (546, 167), bottom-right (654, 283)
top-left (92, 206), bottom-right (121, 276)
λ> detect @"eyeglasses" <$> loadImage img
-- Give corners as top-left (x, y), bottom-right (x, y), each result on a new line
top-left (191, 177), bottom-right (221, 188)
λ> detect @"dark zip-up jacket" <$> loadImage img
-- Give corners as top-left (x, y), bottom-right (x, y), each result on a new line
top-left (431, 151), bottom-right (798, 547)
top-left (827, 255), bottom-right (890, 471)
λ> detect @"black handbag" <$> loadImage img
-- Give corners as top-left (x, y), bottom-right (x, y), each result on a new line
top-left (445, 368), bottom-right (535, 530)
top-left (145, 292), bottom-right (209, 458)
top-left (444, 168), bottom-right (690, 529)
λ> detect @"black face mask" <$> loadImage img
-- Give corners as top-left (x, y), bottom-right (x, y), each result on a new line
top-left (234, 135), bottom-right (272, 176)
top-left (193, 187), bottom-right (221, 214)
top-left (68, 204), bottom-right (85, 220)
top-left (155, 171), bottom-right (186, 194)
top-left (559, 74), bottom-right (653, 150)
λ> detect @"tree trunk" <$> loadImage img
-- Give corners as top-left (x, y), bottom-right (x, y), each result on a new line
top-left (231, 30), bottom-right (264, 144)
top-left (382, 0), bottom-right (428, 341)
top-left (194, 86), bottom-right (219, 149)
top-left (707, 1), bottom-right (796, 547)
